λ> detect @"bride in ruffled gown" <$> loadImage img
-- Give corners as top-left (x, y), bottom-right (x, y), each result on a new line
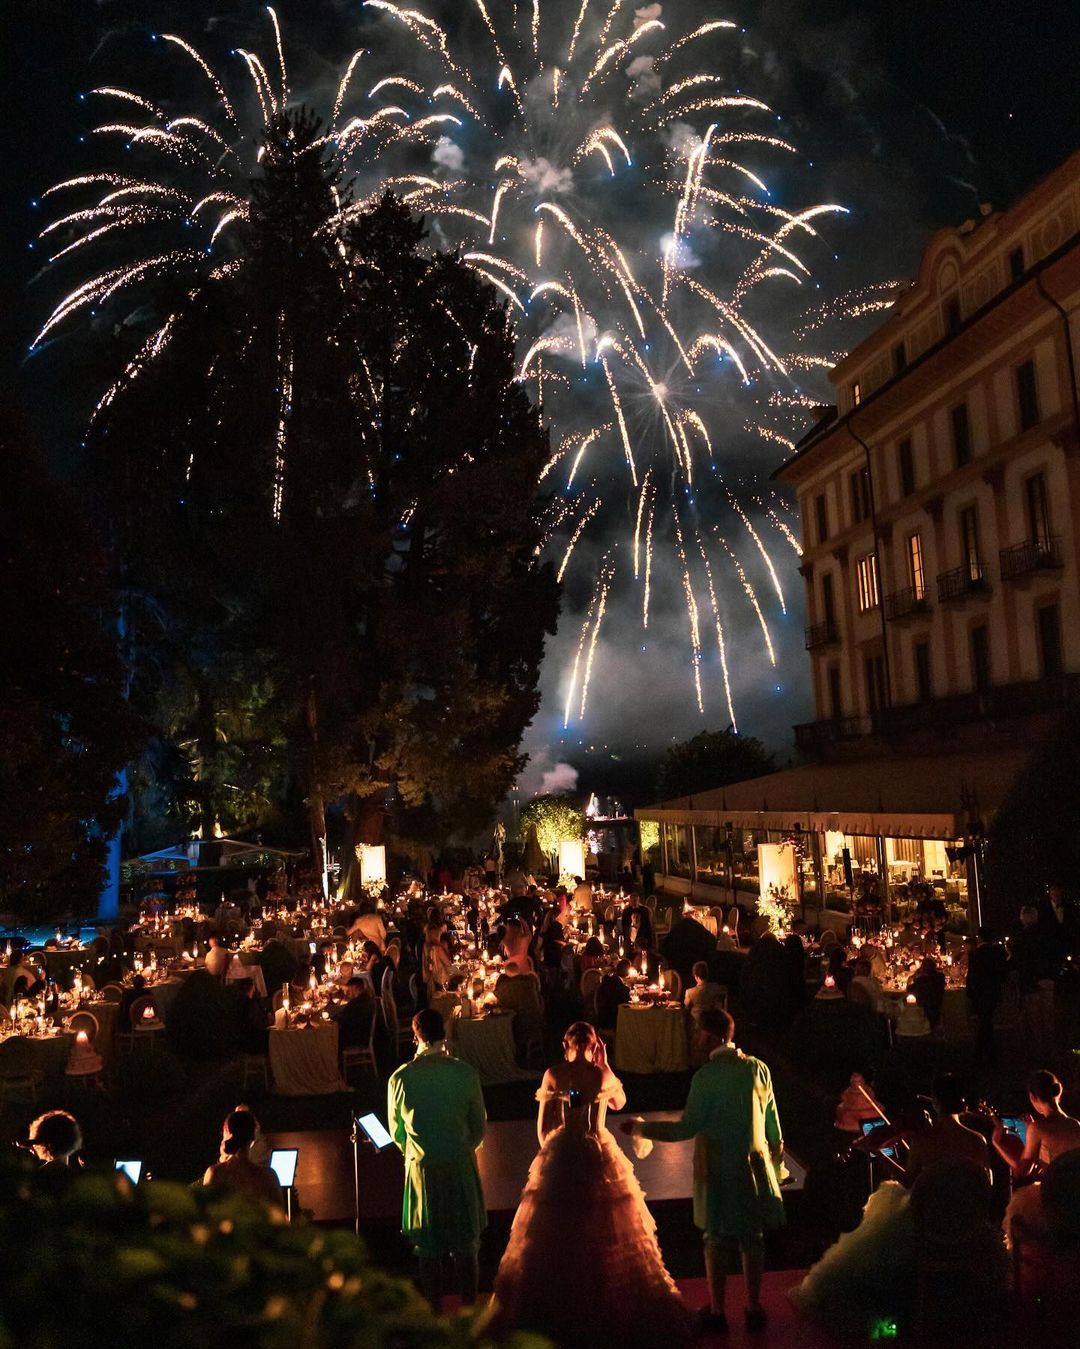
top-left (488, 1022), bottom-right (693, 1348)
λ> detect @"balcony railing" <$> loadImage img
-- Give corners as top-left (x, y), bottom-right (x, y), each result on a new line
top-left (804, 620), bottom-right (839, 651)
top-left (936, 563), bottom-right (988, 603)
top-left (794, 715), bottom-right (870, 753)
top-left (795, 674), bottom-right (1080, 754)
top-left (883, 586), bottom-right (930, 622)
top-left (1000, 535), bottom-right (1063, 582)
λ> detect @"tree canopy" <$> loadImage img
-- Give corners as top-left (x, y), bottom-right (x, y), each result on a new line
top-left (518, 794), bottom-right (586, 860)
top-left (92, 111), bottom-right (559, 876)
top-left (0, 422), bottom-right (140, 919)
top-left (654, 728), bottom-right (774, 803)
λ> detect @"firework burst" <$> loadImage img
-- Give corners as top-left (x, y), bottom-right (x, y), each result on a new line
top-left (35, 2), bottom-right (898, 728)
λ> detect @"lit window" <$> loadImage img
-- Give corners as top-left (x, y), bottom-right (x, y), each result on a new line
top-left (852, 380), bottom-right (862, 407)
top-left (856, 553), bottom-right (880, 612)
top-left (908, 533), bottom-right (925, 601)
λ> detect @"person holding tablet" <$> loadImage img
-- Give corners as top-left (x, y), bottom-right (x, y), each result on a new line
top-left (387, 1008), bottom-right (487, 1310)
top-left (203, 1108), bottom-right (284, 1209)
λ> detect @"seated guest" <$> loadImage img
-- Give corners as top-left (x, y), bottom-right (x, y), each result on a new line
top-left (1, 949), bottom-right (44, 1003)
top-left (363, 941), bottom-right (393, 991)
top-left (289, 963), bottom-right (315, 1001)
top-left (541, 922), bottom-right (566, 971)
top-left (502, 917), bottom-right (534, 973)
top-left (203, 1108), bottom-right (284, 1208)
top-left (494, 967), bottom-right (544, 1055)
top-left (422, 922), bottom-right (454, 988)
top-left (331, 977), bottom-right (376, 1048)
top-left (257, 938), bottom-right (296, 999)
top-left (595, 958), bottom-right (633, 1030)
top-left (908, 956), bottom-right (946, 1032)
top-left (335, 959), bottom-right (355, 986)
top-left (683, 961), bottom-right (727, 1019)
top-left (119, 973), bottom-right (148, 1031)
top-left (620, 896), bottom-right (653, 950)
top-left (204, 934), bottom-right (230, 981)
top-left (580, 936), bottom-right (605, 974)
top-left (28, 1109), bottom-right (83, 1184)
top-left (231, 978), bottom-right (270, 1055)
top-left (826, 945), bottom-right (853, 996)
top-left (848, 958), bottom-right (885, 1013)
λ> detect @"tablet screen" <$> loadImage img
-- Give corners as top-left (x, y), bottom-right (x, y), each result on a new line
top-left (114, 1159), bottom-right (142, 1184)
top-left (861, 1120), bottom-right (897, 1160)
top-left (269, 1148), bottom-right (298, 1187)
top-left (357, 1112), bottom-right (394, 1150)
top-left (1000, 1116), bottom-right (1028, 1146)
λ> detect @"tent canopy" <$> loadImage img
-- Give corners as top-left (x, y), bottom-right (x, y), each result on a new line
top-left (635, 743), bottom-right (1032, 840)
top-left (130, 838), bottom-right (305, 872)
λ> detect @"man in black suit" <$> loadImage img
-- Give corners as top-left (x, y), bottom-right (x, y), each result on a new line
top-left (331, 977), bottom-right (376, 1048)
top-left (621, 897), bottom-right (654, 951)
top-left (1038, 882), bottom-right (1078, 957)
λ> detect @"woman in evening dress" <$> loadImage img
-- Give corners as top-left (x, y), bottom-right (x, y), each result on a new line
top-left (489, 1022), bottom-right (693, 1348)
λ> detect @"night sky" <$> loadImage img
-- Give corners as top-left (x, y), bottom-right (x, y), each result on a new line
top-left (5, 1), bottom-right (1078, 795)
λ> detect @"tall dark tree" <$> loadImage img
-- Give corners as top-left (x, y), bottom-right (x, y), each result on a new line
top-left (0, 422), bottom-right (141, 920)
top-left (655, 728), bottom-right (775, 802)
top-left (94, 111), bottom-right (559, 878)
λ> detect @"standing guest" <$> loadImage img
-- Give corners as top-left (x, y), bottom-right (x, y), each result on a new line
top-left (684, 962), bottom-right (727, 1020)
top-left (596, 959), bottom-right (633, 1030)
top-left (348, 905), bottom-right (387, 951)
top-left (572, 874), bottom-right (594, 913)
top-left (387, 1009), bottom-right (487, 1310)
top-left (231, 978), bottom-right (271, 1054)
top-left (421, 921), bottom-right (453, 989)
top-left (622, 1009), bottom-right (785, 1334)
top-left (505, 863), bottom-right (529, 899)
top-left (966, 928), bottom-right (1009, 1065)
top-left (1011, 905), bottom-right (1059, 1053)
top-left (203, 1108), bottom-right (284, 1209)
top-left (1039, 882), bottom-right (1078, 956)
top-left (204, 934), bottom-right (230, 981)
top-left (483, 853), bottom-right (498, 888)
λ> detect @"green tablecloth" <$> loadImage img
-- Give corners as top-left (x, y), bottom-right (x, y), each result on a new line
top-left (614, 1004), bottom-right (689, 1073)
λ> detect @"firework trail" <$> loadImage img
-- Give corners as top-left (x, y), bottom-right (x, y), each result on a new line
top-left (36, 2), bottom-right (891, 730)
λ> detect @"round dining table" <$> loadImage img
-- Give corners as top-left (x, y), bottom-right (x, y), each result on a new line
top-left (614, 1003), bottom-right (689, 1074)
top-left (268, 1021), bottom-right (348, 1095)
top-left (449, 1011), bottom-right (536, 1086)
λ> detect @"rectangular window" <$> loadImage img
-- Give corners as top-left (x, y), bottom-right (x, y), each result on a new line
top-left (1017, 358), bottom-right (1040, 431)
top-left (898, 437), bottom-right (915, 497)
top-left (864, 653), bottom-right (887, 713)
top-left (852, 380), bottom-right (862, 407)
top-left (1009, 245), bottom-right (1025, 282)
top-left (970, 625), bottom-right (991, 692)
top-left (907, 533), bottom-right (926, 601)
top-left (815, 492), bottom-right (828, 544)
top-left (828, 665), bottom-right (842, 720)
top-left (849, 466), bottom-right (872, 524)
top-left (856, 553), bottom-right (880, 612)
top-left (892, 341), bottom-right (907, 376)
top-left (945, 295), bottom-right (962, 333)
top-left (951, 402), bottom-right (971, 467)
top-left (914, 641), bottom-right (932, 702)
top-left (822, 572), bottom-right (836, 627)
top-left (1026, 472), bottom-right (1050, 548)
top-left (1038, 603), bottom-right (1063, 677)
top-left (959, 505), bottom-right (981, 581)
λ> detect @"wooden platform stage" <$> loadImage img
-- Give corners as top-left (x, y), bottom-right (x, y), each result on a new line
top-left (266, 1112), bottom-right (806, 1225)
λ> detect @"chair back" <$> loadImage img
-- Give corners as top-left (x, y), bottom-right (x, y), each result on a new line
top-left (380, 964), bottom-right (395, 997)
top-left (68, 1011), bottom-right (99, 1043)
top-left (603, 904), bottom-right (616, 922)
top-left (408, 973), bottom-right (419, 1007)
top-left (710, 907), bottom-right (725, 924)
top-left (726, 907), bottom-right (741, 934)
top-left (100, 984), bottom-right (125, 1003)
top-left (644, 895), bottom-right (657, 912)
top-left (663, 968), bottom-right (682, 1000)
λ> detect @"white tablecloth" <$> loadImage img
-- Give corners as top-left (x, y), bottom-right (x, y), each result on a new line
top-left (269, 1023), bottom-right (347, 1095)
top-left (614, 1004), bottom-right (689, 1073)
top-left (229, 954), bottom-right (267, 998)
top-left (449, 1012), bottom-right (535, 1085)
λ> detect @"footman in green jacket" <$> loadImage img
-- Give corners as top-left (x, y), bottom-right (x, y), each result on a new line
top-left (622, 1006), bottom-right (785, 1335)
top-left (387, 1006), bottom-right (487, 1308)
